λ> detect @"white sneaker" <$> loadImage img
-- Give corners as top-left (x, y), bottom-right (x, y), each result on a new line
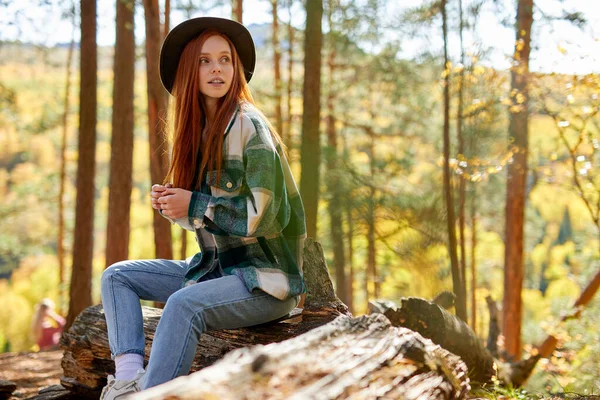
top-left (100, 369), bottom-right (145, 400)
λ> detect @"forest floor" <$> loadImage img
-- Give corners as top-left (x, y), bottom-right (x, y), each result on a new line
top-left (0, 350), bottom-right (598, 400)
top-left (0, 350), bottom-right (62, 399)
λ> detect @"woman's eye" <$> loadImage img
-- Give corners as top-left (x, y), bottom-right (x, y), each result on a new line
top-left (220, 56), bottom-right (230, 63)
top-left (200, 58), bottom-right (209, 64)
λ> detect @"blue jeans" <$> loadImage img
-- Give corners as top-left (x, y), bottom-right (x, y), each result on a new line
top-left (101, 258), bottom-right (298, 389)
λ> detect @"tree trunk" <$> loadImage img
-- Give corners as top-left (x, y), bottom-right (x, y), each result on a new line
top-left (457, 0), bottom-right (468, 325)
top-left (486, 295), bottom-right (499, 358)
top-left (503, 0), bottom-right (533, 360)
top-left (371, 297), bottom-right (555, 388)
top-left (58, 5), bottom-right (76, 316)
top-left (285, 0), bottom-right (294, 146)
top-left (105, 0), bottom-right (135, 268)
top-left (370, 297), bottom-right (494, 384)
top-left (59, 240), bottom-right (350, 397)
top-left (66, 0), bottom-right (97, 330)
top-left (342, 130), bottom-right (354, 313)
top-left (366, 128), bottom-right (378, 301)
top-left (470, 184), bottom-right (477, 331)
top-left (299, 0), bottom-right (323, 240)
top-left (143, 0), bottom-right (173, 260)
top-left (232, 0), bottom-right (243, 23)
top-left (325, 0), bottom-right (347, 307)
top-left (441, 0), bottom-right (466, 322)
top-left (163, 0), bottom-right (170, 37)
top-left (271, 0), bottom-right (283, 136)
top-left (131, 314), bottom-right (471, 400)
top-left (180, 229), bottom-right (187, 260)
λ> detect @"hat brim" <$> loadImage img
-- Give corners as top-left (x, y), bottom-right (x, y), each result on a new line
top-left (160, 17), bottom-right (256, 94)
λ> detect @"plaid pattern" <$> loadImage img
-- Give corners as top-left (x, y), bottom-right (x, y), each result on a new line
top-left (167, 103), bottom-right (306, 300)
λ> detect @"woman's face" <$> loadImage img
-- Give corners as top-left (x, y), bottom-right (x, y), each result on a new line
top-left (198, 35), bottom-right (234, 105)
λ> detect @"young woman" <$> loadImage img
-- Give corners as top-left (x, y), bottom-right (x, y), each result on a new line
top-left (100, 17), bottom-right (306, 399)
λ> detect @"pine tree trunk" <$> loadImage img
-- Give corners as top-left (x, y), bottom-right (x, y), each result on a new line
top-left (441, 0), bottom-right (466, 322)
top-left (58, 6), bottom-right (76, 316)
top-left (324, 0), bottom-right (347, 307)
top-left (300, 0), bottom-right (323, 239)
top-left (143, 0), bottom-right (173, 260)
top-left (105, 0), bottom-right (135, 268)
top-left (346, 199), bottom-right (354, 313)
top-left (503, 0), bottom-right (533, 360)
top-left (271, 0), bottom-right (283, 136)
top-left (66, 0), bottom-right (97, 330)
top-left (342, 131), bottom-right (354, 313)
top-left (456, 0), bottom-right (468, 324)
top-left (285, 0), bottom-right (294, 146)
top-left (367, 128), bottom-right (378, 300)
top-left (163, 0), bottom-right (170, 37)
top-left (470, 185), bottom-right (477, 331)
top-left (180, 229), bottom-right (187, 260)
top-left (232, 0), bottom-right (243, 23)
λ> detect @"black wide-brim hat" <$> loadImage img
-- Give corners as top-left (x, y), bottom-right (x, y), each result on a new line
top-left (160, 17), bottom-right (256, 94)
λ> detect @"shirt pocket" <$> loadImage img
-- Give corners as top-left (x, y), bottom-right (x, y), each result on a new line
top-left (206, 167), bottom-right (244, 198)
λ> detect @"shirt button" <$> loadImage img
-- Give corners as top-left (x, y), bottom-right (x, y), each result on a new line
top-left (226, 181), bottom-right (233, 189)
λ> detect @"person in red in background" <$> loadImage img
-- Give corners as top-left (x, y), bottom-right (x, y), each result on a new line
top-left (30, 298), bottom-right (66, 351)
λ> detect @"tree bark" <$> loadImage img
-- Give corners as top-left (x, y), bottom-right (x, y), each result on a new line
top-left (163, 0), bottom-right (170, 37)
top-left (180, 229), bottom-right (187, 260)
top-left (470, 184), bottom-right (477, 331)
top-left (485, 295), bottom-right (500, 358)
top-left (131, 314), bottom-right (471, 400)
top-left (105, 0), bottom-right (135, 268)
top-left (325, 0), bottom-right (347, 307)
top-left (441, 0), bottom-right (466, 322)
top-left (299, 0), bottom-right (323, 240)
top-left (58, 3), bottom-right (76, 316)
top-left (143, 0), bottom-right (173, 260)
top-left (342, 131), bottom-right (354, 313)
top-left (503, 0), bottom-right (533, 360)
top-left (285, 0), bottom-right (294, 146)
top-left (457, 0), bottom-right (469, 325)
top-left (232, 0), bottom-right (243, 23)
top-left (366, 128), bottom-right (378, 301)
top-left (370, 298), bottom-right (496, 385)
top-left (59, 240), bottom-right (350, 397)
top-left (271, 0), bottom-right (283, 136)
top-left (66, 0), bottom-right (97, 330)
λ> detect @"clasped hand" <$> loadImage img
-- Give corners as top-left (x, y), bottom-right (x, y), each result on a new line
top-left (151, 184), bottom-right (192, 219)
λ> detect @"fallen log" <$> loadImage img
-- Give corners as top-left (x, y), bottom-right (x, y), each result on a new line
top-left (369, 297), bottom-right (540, 387)
top-left (0, 380), bottom-right (16, 400)
top-left (59, 240), bottom-right (350, 398)
top-left (131, 314), bottom-right (471, 400)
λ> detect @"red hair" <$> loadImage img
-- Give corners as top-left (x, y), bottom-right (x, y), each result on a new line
top-left (165, 30), bottom-right (259, 190)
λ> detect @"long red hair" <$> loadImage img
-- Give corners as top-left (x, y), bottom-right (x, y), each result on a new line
top-left (165, 29), bottom-right (266, 190)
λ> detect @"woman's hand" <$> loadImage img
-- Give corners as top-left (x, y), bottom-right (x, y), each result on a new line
top-left (151, 183), bottom-right (171, 211)
top-left (157, 188), bottom-right (193, 219)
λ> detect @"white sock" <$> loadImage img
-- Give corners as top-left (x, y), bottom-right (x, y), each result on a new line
top-left (114, 353), bottom-right (144, 381)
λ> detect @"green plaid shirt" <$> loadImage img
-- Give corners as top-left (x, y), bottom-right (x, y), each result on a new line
top-left (166, 103), bottom-right (306, 300)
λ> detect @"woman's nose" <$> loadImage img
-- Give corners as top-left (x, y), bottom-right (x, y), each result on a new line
top-left (211, 63), bottom-right (221, 73)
